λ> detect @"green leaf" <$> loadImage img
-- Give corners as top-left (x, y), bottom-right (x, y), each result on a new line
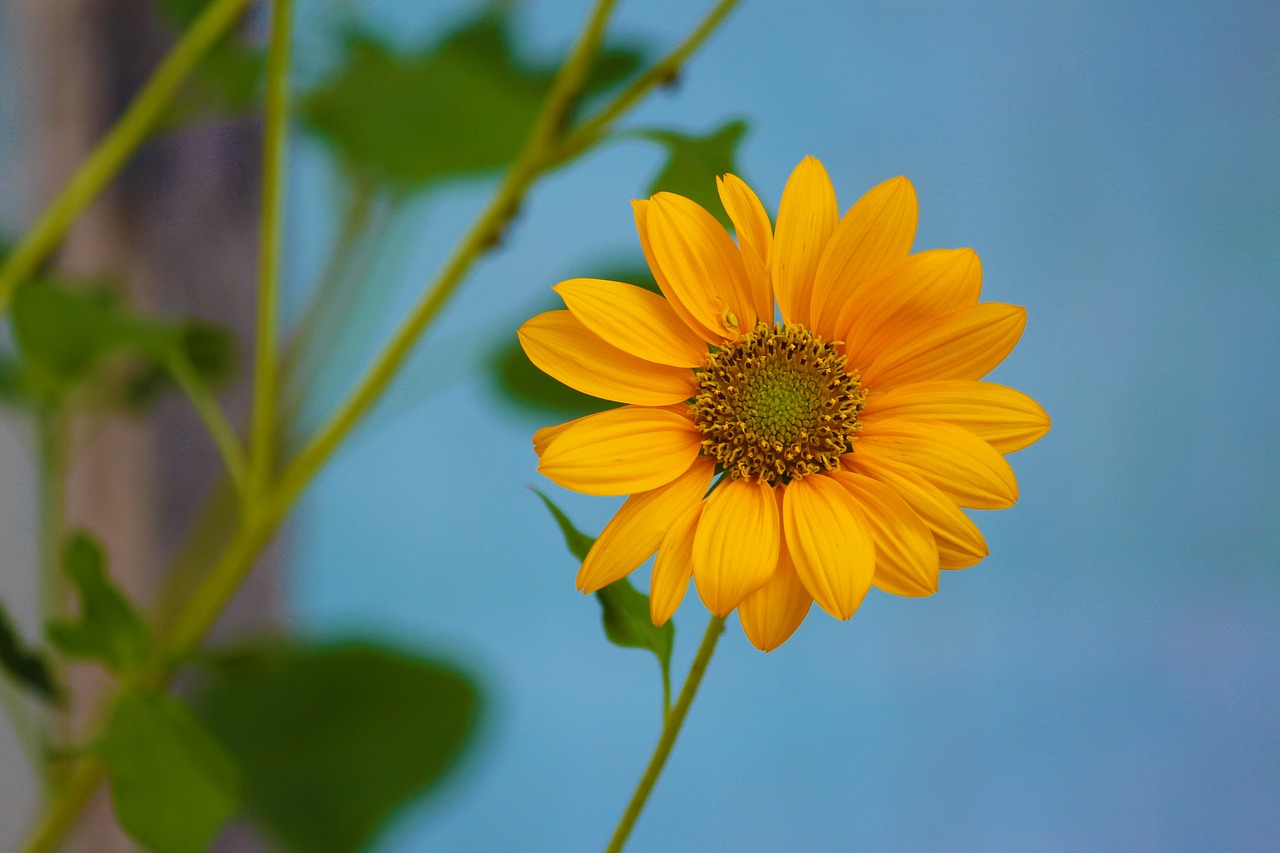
top-left (597, 576), bottom-right (674, 682)
top-left (532, 493), bottom-right (675, 700)
top-left (121, 319), bottom-right (237, 411)
top-left (0, 600), bottom-right (61, 704)
top-left (532, 489), bottom-right (596, 562)
top-left (47, 532), bottom-right (153, 676)
top-left (196, 639), bottom-right (481, 853)
top-left (641, 119), bottom-right (751, 228)
top-left (301, 12), bottom-right (649, 192)
top-left (98, 689), bottom-right (240, 853)
top-left (155, 0), bottom-right (263, 127)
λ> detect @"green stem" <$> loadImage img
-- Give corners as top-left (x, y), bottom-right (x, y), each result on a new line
top-left (248, 0), bottom-right (296, 500)
top-left (605, 615), bottom-right (727, 853)
top-left (18, 757), bottom-right (106, 853)
top-left (0, 0), bottom-right (253, 316)
top-left (168, 352), bottom-right (248, 496)
top-left (549, 0), bottom-right (741, 168)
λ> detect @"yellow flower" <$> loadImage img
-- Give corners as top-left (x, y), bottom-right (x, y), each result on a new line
top-left (520, 157), bottom-right (1049, 651)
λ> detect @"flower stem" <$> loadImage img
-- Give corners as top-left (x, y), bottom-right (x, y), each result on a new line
top-left (248, 0), bottom-right (296, 502)
top-left (167, 351), bottom-right (248, 497)
top-left (0, 0), bottom-right (252, 316)
top-left (605, 614), bottom-right (727, 853)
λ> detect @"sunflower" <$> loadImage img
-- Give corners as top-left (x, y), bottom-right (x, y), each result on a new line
top-left (519, 157), bottom-right (1048, 651)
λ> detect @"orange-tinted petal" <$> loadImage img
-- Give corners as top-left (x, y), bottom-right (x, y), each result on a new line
top-left (860, 380), bottom-right (1050, 454)
top-left (533, 411), bottom-right (597, 458)
top-left (693, 479), bottom-right (780, 616)
top-left (554, 278), bottom-right (709, 368)
top-left (738, 532), bottom-right (813, 652)
top-left (809, 176), bottom-right (917, 340)
top-left (838, 248), bottom-right (983, 366)
top-left (717, 173), bottom-right (773, 268)
top-left (772, 157), bottom-right (838, 325)
top-left (577, 456), bottom-right (715, 593)
top-left (856, 419), bottom-right (1017, 509)
top-left (633, 199), bottom-right (720, 342)
top-left (832, 471), bottom-right (938, 597)
top-left (647, 193), bottom-right (757, 339)
top-left (538, 407), bottom-right (702, 496)
top-left (650, 501), bottom-right (704, 626)
top-left (518, 310), bottom-right (697, 406)
top-left (781, 474), bottom-right (875, 620)
top-left (844, 453), bottom-right (988, 569)
top-left (860, 303), bottom-right (1026, 390)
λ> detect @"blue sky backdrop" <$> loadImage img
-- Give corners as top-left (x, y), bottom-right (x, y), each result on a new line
top-left (286, 1), bottom-right (1279, 850)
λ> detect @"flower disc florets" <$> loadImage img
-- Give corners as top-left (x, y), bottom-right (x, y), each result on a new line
top-left (691, 322), bottom-right (866, 485)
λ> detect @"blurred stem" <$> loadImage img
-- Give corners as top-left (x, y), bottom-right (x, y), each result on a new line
top-left (16, 0), bottom-right (749, 846)
top-left (605, 615), bottom-right (726, 853)
top-left (168, 351), bottom-right (248, 497)
top-left (35, 410), bottom-right (67, 795)
top-left (0, 0), bottom-right (253, 317)
top-left (549, 0), bottom-right (741, 168)
top-left (248, 0), bottom-right (297, 501)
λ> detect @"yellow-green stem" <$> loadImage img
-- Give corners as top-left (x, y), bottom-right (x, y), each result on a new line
top-left (248, 0), bottom-right (296, 500)
top-left (605, 615), bottom-right (727, 853)
top-left (168, 352), bottom-right (248, 496)
top-left (14, 1), bottom-right (746, 846)
top-left (0, 0), bottom-right (252, 316)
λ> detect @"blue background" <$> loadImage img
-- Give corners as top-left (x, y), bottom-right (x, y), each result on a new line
top-left (281, 1), bottom-right (1279, 850)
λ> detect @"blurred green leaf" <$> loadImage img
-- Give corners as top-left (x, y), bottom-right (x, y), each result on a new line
top-left (489, 263), bottom-right (657, 420)
top-left (196, 639), bottom-right (481, 853)
top-left (122, 319), bottom-right (237, 411)
top-left (47, 532), bottom-right (154, 676)
top-left (99, 689), bottom-right (239, 853)
top-left (0, 600), bottom-right (61, 704)
top-left (641, 119), bottom-right (750, 228)
top-left (155, 0), bottom-right (263, 126)
top-left (533, 493), bottom-right (674, 697)
top-left (301, 12), bottom-right (648, 191)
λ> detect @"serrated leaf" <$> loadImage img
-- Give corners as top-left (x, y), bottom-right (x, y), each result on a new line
top-left (196, 639), bottom-right (480, 853)
top-left (532, 492), bottom-right (675, 700)
top-left (0, 600), bottom-right (61, 704)
top-left (642, 119), bottom-right (750, 228)
top-left (99, 689), bottom-right (240, 853)
top-left (47, 532), bottom-right (153, 676)
top-left (301, 12), bottom-right (649, 191)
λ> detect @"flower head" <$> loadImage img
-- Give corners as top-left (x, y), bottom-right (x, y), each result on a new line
top-left (520, 157), bottom-right (1049, 651)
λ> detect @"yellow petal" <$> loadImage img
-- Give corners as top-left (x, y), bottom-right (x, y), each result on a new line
top-left (860, 303), bottom-right (1027, 390)
top-left (809, 176), bottom-right (917, 340)
top-left (633, 199), bottom-right (720, 342)
top-left (856, 419), bottom-right (1017, 510)
top-left (576, 457), bottom-right (714, 593)
top-left (693, 478), bottom-right (780, 616)
top-left (533, 411), bottom-right (596, 458)
top-left (518, 310), bottom-right (697, 406)
top-left (838, 248), bottom-right (983, 366)
top-left (716, 174), bottom-right (775, 322)
top-left (831, 471), bottom-right (938, 597)
top-left (554, 278), bottom-right (709, 368)
top-left (861, 380), bottom-right (1051, 454)
top-left (647, 193), bottom-right (757, 339)
top-left (738, 533), bottom-right (813, 652)
top-left (845, 453), bottom-right (988, 569)
top-left (650, 501), bottom-right (704, 626)
top-left (539, 407), bottom-right (702, 496)
top-left (772, 156), bottom-right (838, 325)
top-left (781, 474), bottom-right (875, 620)
top-left (717, 173), bottom-right (773, 267)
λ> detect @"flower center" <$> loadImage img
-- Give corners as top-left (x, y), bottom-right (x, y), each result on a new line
top-left (691, 323), bottom-right (866, 485)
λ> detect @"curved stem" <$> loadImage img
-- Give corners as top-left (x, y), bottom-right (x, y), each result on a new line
top-left (605, 614), bottom-right (726, 853)
top-left (0, 0), bottom-right (252, 316)
top-left (248, 0), bottom-right (297, 500)
top-left (168, 352), bottom-right (248, 497)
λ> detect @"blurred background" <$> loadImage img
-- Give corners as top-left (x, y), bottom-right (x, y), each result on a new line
top-left (1, 0), bottom-right (1277, 850)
